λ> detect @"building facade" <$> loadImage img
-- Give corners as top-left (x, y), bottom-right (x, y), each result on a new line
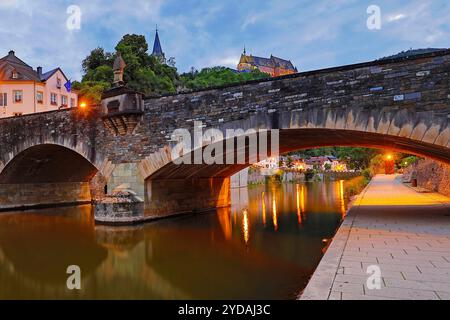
top-left (0, 50), bottom-right (78, 118)
top-left (237, 49), bottom-right (298, 77)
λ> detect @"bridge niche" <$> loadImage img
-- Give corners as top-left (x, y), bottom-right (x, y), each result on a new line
top-left (0, 144), bottom-right (99, 211)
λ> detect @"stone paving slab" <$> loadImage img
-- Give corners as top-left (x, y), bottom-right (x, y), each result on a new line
top-left (300, 174), bottom-right (450, 300)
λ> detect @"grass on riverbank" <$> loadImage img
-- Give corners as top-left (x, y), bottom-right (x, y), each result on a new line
top-left (343, 175), bottom-right (370, 199)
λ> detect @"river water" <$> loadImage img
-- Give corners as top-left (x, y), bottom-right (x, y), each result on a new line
top-left (0, 181), bottom-right (347, 300)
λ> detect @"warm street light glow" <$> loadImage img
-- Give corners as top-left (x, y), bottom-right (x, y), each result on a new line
top-left (79, 102), bottom-right (87, 109)
top-left (242, 209), bottom-right (249, 244)
top-left (262, 192), bottom-right (267, 226)
top-left (272, 197), bottom-right (278, 231)
top-left (386, 154), bottom-right (393, 160)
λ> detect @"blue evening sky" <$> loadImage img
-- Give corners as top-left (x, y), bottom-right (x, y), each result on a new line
top-left (1, 0), bottom-right (449, 81)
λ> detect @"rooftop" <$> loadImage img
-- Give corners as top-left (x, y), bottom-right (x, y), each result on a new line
top-left (0, 50), bottom-right (68, 82)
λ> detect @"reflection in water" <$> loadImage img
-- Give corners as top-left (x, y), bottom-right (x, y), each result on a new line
top-left (242, 209), bottom-right (250, 244)
top-left (0, 181), bottom-right (348, 300)
top-left (262, 192), bottom-right (267, 226)
top-left (272, 197), bottom-right (278, 232)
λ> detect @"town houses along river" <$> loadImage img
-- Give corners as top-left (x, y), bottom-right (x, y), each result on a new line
top-left (0, 181), bottom-right (347, 299)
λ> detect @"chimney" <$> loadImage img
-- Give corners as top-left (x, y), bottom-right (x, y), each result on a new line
top-left (8, 50), bottom-right (15, 56)
top-left (37, 66), bottom-right (42, 77)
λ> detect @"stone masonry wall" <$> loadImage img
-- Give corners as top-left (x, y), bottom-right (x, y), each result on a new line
top-left (405, 159), bottom-right (450, 197)
top-left (0, 182), bottom-right (91, 210)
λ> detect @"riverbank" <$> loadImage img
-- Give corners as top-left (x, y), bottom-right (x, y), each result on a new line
top-left (300, 174), bottom-right (450, 300)
top-left (246, 168), bottom-right (362, 187)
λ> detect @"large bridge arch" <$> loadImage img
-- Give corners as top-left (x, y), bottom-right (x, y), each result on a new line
top-left (139, 109), bottom-right (450, 180)
top-left (0, 143), bottom-right (109, 210)
top-left (139, 105), bottom-right (450, 218)
top-left (0, 144), bottom-right (99, 184)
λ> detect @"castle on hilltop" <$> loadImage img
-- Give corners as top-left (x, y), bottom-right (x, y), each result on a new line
top-left (237, 48), bottom-right (298, 77)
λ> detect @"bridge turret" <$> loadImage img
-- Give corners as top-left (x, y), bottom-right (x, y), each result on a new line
top-left (101, 54), bottom-right (144, 136)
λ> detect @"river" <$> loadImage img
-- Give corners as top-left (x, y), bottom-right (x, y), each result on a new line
top-left (0, 181), bottom-right (348, 300)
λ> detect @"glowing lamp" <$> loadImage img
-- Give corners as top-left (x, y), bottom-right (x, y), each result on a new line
top-left (79, 102), bottom-right (87, 109)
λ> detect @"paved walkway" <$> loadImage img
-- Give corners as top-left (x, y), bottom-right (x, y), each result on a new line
top-left (300, 175), bottom-right (450, 300)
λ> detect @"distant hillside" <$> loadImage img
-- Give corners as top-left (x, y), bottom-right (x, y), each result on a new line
top-left (379, 48), bottom-right (448, 60)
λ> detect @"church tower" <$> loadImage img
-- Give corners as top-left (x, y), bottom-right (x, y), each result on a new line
top-left (151, 27), bottom-right (166, 64)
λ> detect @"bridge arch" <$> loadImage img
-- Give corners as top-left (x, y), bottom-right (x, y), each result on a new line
top-left (0, 143), bottom-right (105, 210)
top-left (139, 108), bottom-right (450, 218)
top-left (140, 108), bottom-right (450, 181)
top-left (0, 144), bottom-right (99, 184)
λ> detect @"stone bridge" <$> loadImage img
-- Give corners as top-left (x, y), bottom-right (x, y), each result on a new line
top-left (0, 50), bottom-right (449, 223)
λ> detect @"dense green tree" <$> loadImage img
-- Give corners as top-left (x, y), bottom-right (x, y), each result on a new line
top-left (78, 34), bottom-right (181, 101)
top-left (82, 48), bottom-right (113, 73)
top-left (335, 147), bottom-right (380, 170)
top-left (83, 65), bottom-right (114, 83)
top-left (73, 80), bottom-right (111, 105)
top-left (180, 67), bottom-right (269, 90)
top-left (369, 154), bottom-right (385, 176)
top-left (400, 156), bottom-right (420, 168)
top-left (78, 34), bottom-right (273, 103)
top-left (116, 34), bottom-right (149, 66)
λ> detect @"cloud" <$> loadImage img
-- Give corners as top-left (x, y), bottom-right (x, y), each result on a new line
top-left (387, 14), bottom-right (406, 22)
top-left (381, 1), bottom-right (450, 45)
top-left (0, 0), bottom-right (449, 81)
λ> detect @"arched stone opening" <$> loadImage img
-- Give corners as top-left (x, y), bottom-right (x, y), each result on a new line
top-left (143, 128), bottom-right (450, 218)
top-left (0, 144), bottom-right (99, 211)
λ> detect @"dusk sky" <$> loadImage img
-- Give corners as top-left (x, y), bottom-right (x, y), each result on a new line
top-left (1, 0), bottom-right (449, 81)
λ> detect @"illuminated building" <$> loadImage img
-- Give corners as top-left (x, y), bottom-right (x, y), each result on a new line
top-left (237, 48), bottom-right (297, 77)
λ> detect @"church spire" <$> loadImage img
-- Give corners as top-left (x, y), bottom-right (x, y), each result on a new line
top-left (152, 27), bottom-right (164, 58)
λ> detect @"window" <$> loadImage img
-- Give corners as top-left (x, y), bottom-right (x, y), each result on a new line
top-left (13, 112), bottom-right (23, 117)
top-left (61, 95), bottom-right (68, 107)
top-left (36, 91), bottom-right (44, 104)
top-left (50, 93), bottom-right (58, 105)
top-left (13, 90), bottom-right (23, 103)
top-left (12, 70), bottom-right (18, 79)
top-left (56, 78), bottom-right (62, 89)
top-left (0, 93), bottom-right (7, 106)
top-left (70, 98), bottom-right (75, 108)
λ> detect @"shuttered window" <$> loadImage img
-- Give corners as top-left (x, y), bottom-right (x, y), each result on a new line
top-left (0, 93), bottom-right (7, 106)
